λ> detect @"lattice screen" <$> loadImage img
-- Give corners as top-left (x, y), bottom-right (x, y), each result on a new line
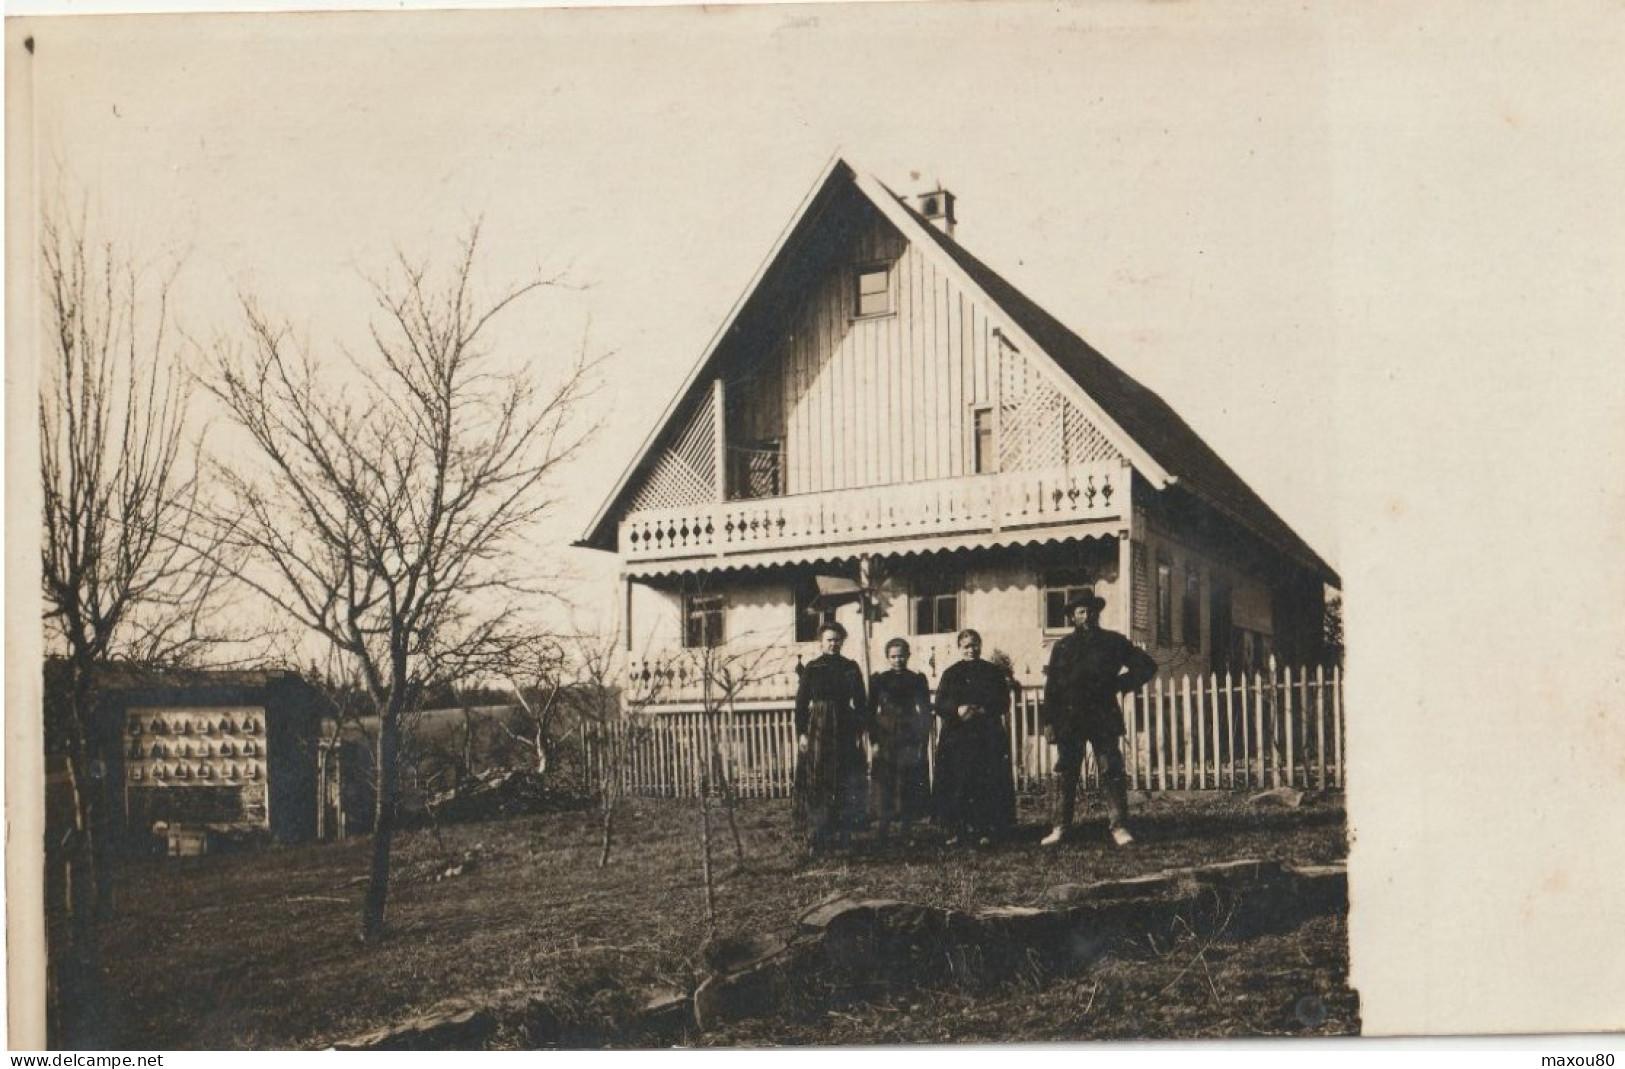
top-left (997, 351), bottom-right (1121, 472)
top-left (624, 398), bottom-right (716, 513)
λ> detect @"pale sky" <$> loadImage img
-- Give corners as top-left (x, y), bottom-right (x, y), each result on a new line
top-left (11, 1), bottom-right (1625, 1041)
top-left (14, 2), bottom-right (1338, 637)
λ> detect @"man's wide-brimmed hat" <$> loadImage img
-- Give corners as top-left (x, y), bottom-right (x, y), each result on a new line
top-left (1064, 589), bottom-right (1107, 614)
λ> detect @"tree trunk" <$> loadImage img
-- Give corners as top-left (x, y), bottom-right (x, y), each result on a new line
top-left (64, 681), bottom-right (117, 928)
top-left (57, 681), bottom-right (114, 1045)
top-left (597, 727), bottom-right (618, 868)
top-left (597, 791), bottom-right (616, 869)
top-left (709, 728), bottom-right (745, 865)
top-left (697, 775), bottom-right (716, 934)
top-left (362, 709), bottom-right (403, 941)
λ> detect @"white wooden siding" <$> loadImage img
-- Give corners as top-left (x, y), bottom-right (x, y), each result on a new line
top-left (756, 208), bottom-right (1120, 496)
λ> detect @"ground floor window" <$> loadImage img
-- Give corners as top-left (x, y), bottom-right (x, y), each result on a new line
top-left (1042, 569), bottom-right (1100, 631)
top-left (683, 593), bottom-right (727, 648)
top-left (1232, 627), bottom-right (1274, 672)
top-left (1182, 563), bottom-right (1201, 649)
top-left (913, 580), bottom-right (961, 636)
top-left (1155, 554), bottom-right (1173, 647)
top-left (792, 578), bottom-right (838, 643)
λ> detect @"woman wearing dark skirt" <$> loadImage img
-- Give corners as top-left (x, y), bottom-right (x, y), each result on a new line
top-left (869, 637), bottom-right (934, 839)
top-left (932, 628), bottom-right (1017, 845)
top-left (794, 622), bottom-right (871, 851)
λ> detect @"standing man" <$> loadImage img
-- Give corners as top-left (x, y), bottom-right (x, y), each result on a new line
top-left (1040, 589), bottom-right (1158, 847)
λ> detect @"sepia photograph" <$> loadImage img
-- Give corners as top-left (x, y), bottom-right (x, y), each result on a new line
top-left (6, 0), bottom-right (1622, 1054)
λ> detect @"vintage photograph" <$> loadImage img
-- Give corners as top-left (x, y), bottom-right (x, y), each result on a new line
top-left (14, 1), bottom-right (1352, 1049)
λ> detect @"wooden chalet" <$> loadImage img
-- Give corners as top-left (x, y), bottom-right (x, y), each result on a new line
top-left (579, 158), bottom-right (1338, 708)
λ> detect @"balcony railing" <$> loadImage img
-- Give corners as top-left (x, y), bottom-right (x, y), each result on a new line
top-left (619, 461), bottom-right (1128, 562)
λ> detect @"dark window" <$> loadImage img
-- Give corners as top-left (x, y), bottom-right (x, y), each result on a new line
top-left (913, 582), bottom-right (960, 636)
top-left (1209, 577), bottom-right (1234, 674)
top-left (855, 264), bottom-right (891, 317)
top-left (972, 407), bottom-right (995, 474)
top-left (1230, 627), bottom-right (1275, 673)
top-left (1155, 555), bottom-right (1173, 647)
top-left (793, 579), bottom-right (837, 643)
top-left (1181, 564), bottom-right (1201, 648)
top-left (684, 594), bottom-right (726, 649)
top-left (1043, 567), bottom-right (1100, 631)
top-left (729, 439), bottom-right (782, 500)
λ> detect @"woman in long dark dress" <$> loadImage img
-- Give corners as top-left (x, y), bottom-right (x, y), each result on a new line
top-left (932, 628), bottom-right (1017, 845)
top-left (868, 637), bottom-right (934, 839)
top-left (794, 622), bottom-right (871, 851)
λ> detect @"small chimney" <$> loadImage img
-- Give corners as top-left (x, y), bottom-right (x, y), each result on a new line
top-left (913, 186), bottom-right (957, 238)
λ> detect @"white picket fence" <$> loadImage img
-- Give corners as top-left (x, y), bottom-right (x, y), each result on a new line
top-left (584, 665), bottom-right (1344, 799)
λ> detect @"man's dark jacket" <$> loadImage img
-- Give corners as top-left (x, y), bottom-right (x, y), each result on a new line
top-left (1041, 627), bottom-right (1158, 741)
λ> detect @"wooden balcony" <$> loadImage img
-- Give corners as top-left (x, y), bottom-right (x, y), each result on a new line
top-left (618, 460), bottom-right (1130, 567)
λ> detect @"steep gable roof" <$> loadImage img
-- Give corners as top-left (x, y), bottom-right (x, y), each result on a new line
top-left (580, 158), bottom-right (1337, 587)
top-left (897, 197), bottom-right (1338, 586)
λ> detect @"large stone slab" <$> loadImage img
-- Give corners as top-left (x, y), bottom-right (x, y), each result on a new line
top-left (1248, 786), bottom-right (1307, 808)
top-left (1190, 858), bottom-right (1287, 890)
top-left (972, 905), bottom-right (1107, 975)
top-left (797, 893), bottom-right (889, 933)
top-left (1287, 862), bottom-right (1349, 912)
top-left (633, 991), bottom-right (694, 1046)
top-left (1042, 871), bottom-right (1185, 906)
top-left (333, 1004), bottom-right (496, 1050)
top-left (693, 940), bottom-right (820, 1031)
top-left (702, 930), bottom-right (793, 974)
top-left (819, 900), bottom-right (971, 985)
top-left (690, 855), bottom-right (1349, 1033)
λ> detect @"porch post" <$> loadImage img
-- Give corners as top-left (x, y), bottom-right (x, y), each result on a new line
top-left (621, 574), bottom-right (633, 652)
top-left (1117, 529), bottom-right (1134, 637)
top-left (712, 377), bottom-right (727, 503)
top-left (856, 554), bottom-right (875, 685)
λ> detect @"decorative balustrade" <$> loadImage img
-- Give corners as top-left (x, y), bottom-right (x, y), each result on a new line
top-left (619, 461), bottom-right (1128, 561)
top-left (625, 645), bottom-right (1048, 707)
top-left (624, 653), bottom-right (803, 706)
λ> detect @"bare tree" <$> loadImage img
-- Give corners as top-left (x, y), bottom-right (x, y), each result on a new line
top-left (499, 635), bottom-right (570, 780)
top-left (679, 634), bottom-right (790, 933)
top-left (573, 630), bottom-right (656, 870)
top-left (205, 223), bottom-right (596, 940)
top-left (38, 205), bottom-right (222, 927)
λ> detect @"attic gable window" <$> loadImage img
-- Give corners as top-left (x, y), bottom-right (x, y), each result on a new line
top-left (854, 263), bottom-right (893, 318)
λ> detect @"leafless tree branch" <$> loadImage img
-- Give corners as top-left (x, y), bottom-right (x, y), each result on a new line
top-left (203, 222), bottom-right (600, 940)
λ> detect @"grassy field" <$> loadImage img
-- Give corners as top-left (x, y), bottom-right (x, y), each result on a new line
top-left (79, 791), bottom-right (1353, 1049)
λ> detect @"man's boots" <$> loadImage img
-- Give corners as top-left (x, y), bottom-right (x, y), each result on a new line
top-left (1042, 772), bottom-right (1078, 846)
top-left (1105, 774), bottom-right (1134, 846)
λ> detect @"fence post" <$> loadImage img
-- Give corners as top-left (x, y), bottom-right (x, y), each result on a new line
top-left (1178, 675), bottom-right (1193, 790)
top-left (1148, 678), bottom-right (1162, 791)
top-left (1123, 689), bottom-right (1141, 791)
top-left (1221, 671), bottom-right (1235, 789)
top-left (1252, 669), bottom-right (1267, 788)
top-left (1284, 664), bottom-right (1297, 789)
top-left (1196, 673), bottom-right (1209, 790)
top-left (1333, 665), bottom-right (1344, 789)
top-left (1299, 663), bottom-right (1312, 792)
top-left (1007, 688), bottom-right (1021, 793)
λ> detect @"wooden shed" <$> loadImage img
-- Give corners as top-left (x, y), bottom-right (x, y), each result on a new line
top-left (92, 667), bottom-right (325, 850)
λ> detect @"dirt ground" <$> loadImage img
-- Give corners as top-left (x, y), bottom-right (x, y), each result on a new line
top-left (73, 790), bottom-right (1353, 1048)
